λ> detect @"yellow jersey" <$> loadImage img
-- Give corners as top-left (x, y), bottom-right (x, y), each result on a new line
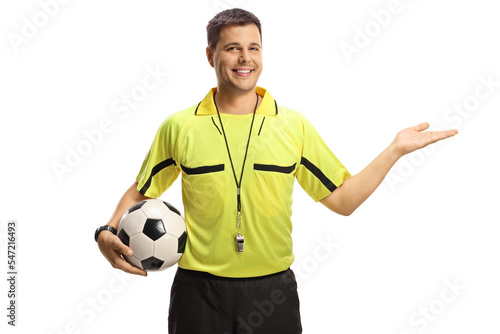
top-left (136, 86), bottom-right (350, 277)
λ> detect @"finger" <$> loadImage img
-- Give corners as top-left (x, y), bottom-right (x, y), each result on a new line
top-left (433, 129), bottom-right (459, 140)
top-left (110, 235), bottom-right (133, 256)
top-left (111, 255), bottom-right (148, 276)
top-left (412, 122), bottom-right (430, 132)
top-left (443, 129), bottom-right (459, 138)
top-left (425, 129), bottom-right (459, 145)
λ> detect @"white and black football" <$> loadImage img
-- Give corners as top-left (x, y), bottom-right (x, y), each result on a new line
top-left (117, 199), bottom-right (187, 271)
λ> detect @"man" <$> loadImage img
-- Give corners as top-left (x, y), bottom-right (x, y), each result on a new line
top-left (96, 8), bottom-right (458, 333)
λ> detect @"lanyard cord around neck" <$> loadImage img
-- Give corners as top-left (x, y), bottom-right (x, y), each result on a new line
top-left (213, 92), bottom-right (259, 226)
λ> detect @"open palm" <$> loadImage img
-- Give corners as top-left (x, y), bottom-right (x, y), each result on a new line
top-left (393, 122), bottom-right (458, 156)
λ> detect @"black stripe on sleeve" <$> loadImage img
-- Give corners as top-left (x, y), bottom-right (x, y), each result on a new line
top-left (139, 158), bottom-right (176, 195)
top-left (181, 164), bottom-right (224, 175)
top-left (300, 157), bottom-right (337, 192)
top-left (254, 163), bottom-right (296, 174)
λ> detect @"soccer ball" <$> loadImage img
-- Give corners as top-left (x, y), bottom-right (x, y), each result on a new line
top-left (117, 199), bottom-right (187, 271)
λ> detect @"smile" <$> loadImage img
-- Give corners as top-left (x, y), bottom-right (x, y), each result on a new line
top-left (232, 69), bottom-right (254, 77)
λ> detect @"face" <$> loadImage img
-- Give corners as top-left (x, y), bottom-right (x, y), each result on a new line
top-left (206, 24), bottom-right (263, 94)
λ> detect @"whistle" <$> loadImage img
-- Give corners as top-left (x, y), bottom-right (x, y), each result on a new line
top-left (236, 233), bottom-right (244, 252)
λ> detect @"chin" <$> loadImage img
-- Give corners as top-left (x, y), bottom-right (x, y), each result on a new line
top-left (233, 83), bottom-right (258, 93)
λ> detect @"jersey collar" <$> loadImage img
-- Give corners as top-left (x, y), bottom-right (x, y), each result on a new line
top-left (195, 86), bottom-right (277, 116)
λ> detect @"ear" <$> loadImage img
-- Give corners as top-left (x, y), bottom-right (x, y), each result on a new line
top-left (206, 46), bottom-right (215, 68)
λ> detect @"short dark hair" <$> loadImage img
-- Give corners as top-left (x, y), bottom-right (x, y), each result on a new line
top-left (206, 8), bottom-right (262, 50)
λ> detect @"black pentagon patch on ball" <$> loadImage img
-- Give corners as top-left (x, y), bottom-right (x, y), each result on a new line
top-left (177, 231), bottom-right (187, 253)
top-left (142, 218), bottom-right (166, 241)
top-left (163, 201), bottom-right (181, 216)
top-left (141, 257), bottom-right (164, 271)
top-left (117, 229), bottom-right (130, 247)
top-left (128, 200), bottom-right (147, 214)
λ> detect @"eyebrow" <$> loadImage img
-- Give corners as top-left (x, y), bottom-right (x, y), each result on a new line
top-left (222, 42), bottom-right (262, 49)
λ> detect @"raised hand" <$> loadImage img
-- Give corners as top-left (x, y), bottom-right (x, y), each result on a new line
top-left (392, 122), bottom-right (458, 157)
top-left (320, 122), bottom-right (459, 215)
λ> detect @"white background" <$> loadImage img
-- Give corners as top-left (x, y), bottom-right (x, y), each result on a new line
top-left (1, 0), bottom-right (499, 333)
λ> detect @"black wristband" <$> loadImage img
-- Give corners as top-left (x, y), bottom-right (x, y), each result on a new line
top-left (95, 225), bottom-right (117, 242)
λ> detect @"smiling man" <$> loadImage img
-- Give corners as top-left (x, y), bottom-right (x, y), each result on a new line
top-left (209, 23), bottom-right (263, 96)
top-left (96, 8), bottom-right (458, 334)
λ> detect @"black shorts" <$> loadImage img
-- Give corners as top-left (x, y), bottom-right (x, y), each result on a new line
top-left (168, 267), bottom-right (302, 334)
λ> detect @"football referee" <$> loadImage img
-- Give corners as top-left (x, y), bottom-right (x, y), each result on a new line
top-left (96, 8), bottom-right (458, 334)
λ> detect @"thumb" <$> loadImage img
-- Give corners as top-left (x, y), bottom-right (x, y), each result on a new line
top-left (112, 236), bottom-right (133, 256)
top-left (412, 122), bottom-right (430, 132)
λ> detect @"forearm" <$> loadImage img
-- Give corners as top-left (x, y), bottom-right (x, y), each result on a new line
top-left (106, 182), bottom-right (151, 229)
top-left (320, 122), bottom-right (458, 216)
top-left (98, 181), bottom-right (150, 276)
top-left (320, 143), bottom-right (401, 215)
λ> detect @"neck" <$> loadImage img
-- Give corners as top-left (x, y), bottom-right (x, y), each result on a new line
top-left (214, 86), bottom-right (261, 115)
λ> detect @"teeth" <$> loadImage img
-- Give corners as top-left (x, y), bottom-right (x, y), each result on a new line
top-left (236, 70), bottom-right (251, 73)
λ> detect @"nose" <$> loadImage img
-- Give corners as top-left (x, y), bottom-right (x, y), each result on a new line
top-left (239, 49), bottom-right (250, 63)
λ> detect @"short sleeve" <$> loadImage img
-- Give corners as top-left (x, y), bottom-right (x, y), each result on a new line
top-left (295, 114), bottom-right (351, 202)
top-left (136, 116), bottom-right (181, 198)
